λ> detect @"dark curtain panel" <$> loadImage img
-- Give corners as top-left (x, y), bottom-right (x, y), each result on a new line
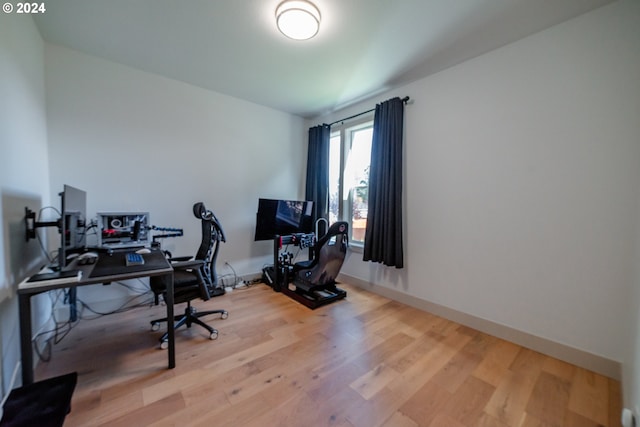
top-left (305, 124), bottom-right (331, 232)
top-left (363, 97), bottom-right (405, 268)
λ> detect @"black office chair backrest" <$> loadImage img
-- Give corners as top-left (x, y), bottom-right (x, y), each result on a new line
top-left (192, 202), bottom-right (225, 286)
top-left (295, 221), bottom-right (349, 288)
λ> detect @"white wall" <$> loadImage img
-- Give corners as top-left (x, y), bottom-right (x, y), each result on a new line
top-left (0, 14), bottom-right (51, 393)
top-left (44, 44), bottom-right (306, 306)
top-left (314, 0), bottom-right (640, 383)
top-left (629, 180), bottom-right (640, 417)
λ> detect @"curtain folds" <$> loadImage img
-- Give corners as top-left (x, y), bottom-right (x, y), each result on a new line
top-left (363, 97), bottom-right (405, 268)
top-left (305, 124), bottom-right (331, 230)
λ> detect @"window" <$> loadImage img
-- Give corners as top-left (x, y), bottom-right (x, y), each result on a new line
top-left (328, 119), bottom-right (373, 246)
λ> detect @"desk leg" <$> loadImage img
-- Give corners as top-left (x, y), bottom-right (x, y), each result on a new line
top-left (166, 272), bottom-right (175, 368)
top-left (19, 293), bottom-right (34, 385)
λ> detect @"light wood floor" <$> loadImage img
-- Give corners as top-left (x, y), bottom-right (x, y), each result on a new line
top-left (35, 282), bottom-right (621, 427)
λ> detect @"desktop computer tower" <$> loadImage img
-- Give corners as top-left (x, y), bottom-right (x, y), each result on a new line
top-left (96, 212), bottom-right (150, 249)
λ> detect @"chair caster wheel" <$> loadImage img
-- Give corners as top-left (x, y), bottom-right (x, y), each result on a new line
top-left (221, 311), bottom-right (229, 320)
top-left (160, 340), bottom-right (169, 350)
top-left (209, 330), bottom-right (218, 340)
top-left (151, 322), bottom-right (160, 331)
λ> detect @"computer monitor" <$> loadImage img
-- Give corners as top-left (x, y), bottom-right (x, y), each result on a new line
top-left (59, 184), bottom-right (87, 267)
top-left (254, 198), bottom-right (314, 241)
top-left (97, 212), bottom-right (150, 249)
top-left (5, 190), bottom-right (49, 301)
top-left (23, 184), bottom-right (87, 268)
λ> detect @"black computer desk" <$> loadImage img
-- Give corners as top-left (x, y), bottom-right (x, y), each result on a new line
top-left (18, 249), bottom-right (175, 385)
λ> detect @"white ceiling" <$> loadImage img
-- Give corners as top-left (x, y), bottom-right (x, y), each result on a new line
top-left (33, 0), bottom-right (615, 118)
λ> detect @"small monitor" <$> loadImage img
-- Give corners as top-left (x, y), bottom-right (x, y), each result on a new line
top-left (97, 212), bottom-right (150, 249)
top-left (254, 198), bottom-right (313, 241)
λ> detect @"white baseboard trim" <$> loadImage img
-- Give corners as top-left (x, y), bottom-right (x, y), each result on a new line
top-left (339, 273), bottom-right (621, 380)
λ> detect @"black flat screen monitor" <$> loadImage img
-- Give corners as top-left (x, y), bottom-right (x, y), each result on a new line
top-left (3, 190), bottom-right (48, 302)
top-left (254, 198), bottom-right (314, 241)
top-left (60, 184), bottom-right (87, 266)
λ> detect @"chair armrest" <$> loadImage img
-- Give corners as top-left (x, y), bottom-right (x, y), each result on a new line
top-left (169, 260), bottom-right (211, 301)
top-left (169, 256), bottom-right (193, 262)
top-left (171, 260), bottom-right (205, 270)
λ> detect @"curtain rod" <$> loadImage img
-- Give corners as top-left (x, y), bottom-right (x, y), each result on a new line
top-left (328, 96), bottom-right (410, 127)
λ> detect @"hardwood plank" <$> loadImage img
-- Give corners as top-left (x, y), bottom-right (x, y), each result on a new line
top-left (608, 377), bottom-right (623, 427)
top-left (519, 412), bottom-right (555, 427)
top-left (564, 410), bottom-right (604, 427)
top-left (441, 376), bottom-right (495, 426)
top-left (387, 329), bottom-right (473, 402)
top-left (344, 386), bottom-right (404, 427)
top-left (568, 368), bottom-right (610, 426)
top-left (98, 392), bottom-right (185, 427)
top-left (147, 389), bottom-right (229, 427)
top-left (428, 413), bottom-right (467, 427)
top-left (472, 338), bottom-right (521, 387)
top-left (385, 332), bottom-right (441, 374)
top-left (350, 362), bottom-right (401, 400)
top-left (541, 355), bottom-right (576, 382)
top-left (510, 347), bottom-right (546, 379)
top-left (380, 411), bottom-right (419, 427)
top-left (188, 392), bottom-right (272, 427)
top-left (398, 380), bottom-right (452, 426)
top-left (430, 346), bottom-right (483, 394)
top-left (306, 360), bottom-right (370, 402)
top-left (483, 368), bottom-right (538, 426)
top-left (240, 390), bottom-right (323, 427)
top-left (525, 371), bottom-right (571, 426)
top-left (474, 412), bottom-right (511, 427)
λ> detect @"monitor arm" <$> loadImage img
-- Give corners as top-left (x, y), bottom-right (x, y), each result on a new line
top-left (24, 207), bottom-right (60, 241)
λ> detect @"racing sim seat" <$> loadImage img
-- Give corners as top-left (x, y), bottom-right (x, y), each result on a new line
top-left (286, 221), bottom-right (349, 309)
top-left (149, 202), bottom-right (228, 348)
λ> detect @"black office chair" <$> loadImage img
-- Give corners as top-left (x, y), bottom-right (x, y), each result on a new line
top-left (291, 221), bottom-right (349, 296)
top-left (150, 202), bottom-right (228, 349)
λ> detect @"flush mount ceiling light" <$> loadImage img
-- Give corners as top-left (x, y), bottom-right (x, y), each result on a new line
top-left (276, 0), bottom-right (321, 41)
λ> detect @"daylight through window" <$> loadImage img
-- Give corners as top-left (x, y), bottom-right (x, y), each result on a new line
top-left (329, 119), bottom-right (373, 246)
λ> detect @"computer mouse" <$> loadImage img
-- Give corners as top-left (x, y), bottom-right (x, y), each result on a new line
top-left (79, 256), bottom-right (97, 265)
top-left (77, 252), bottom-right (98, 265)
top-left (79, 252), bottom-right (98, 258)
top-left (136, 248), bottom-right (151, 254)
